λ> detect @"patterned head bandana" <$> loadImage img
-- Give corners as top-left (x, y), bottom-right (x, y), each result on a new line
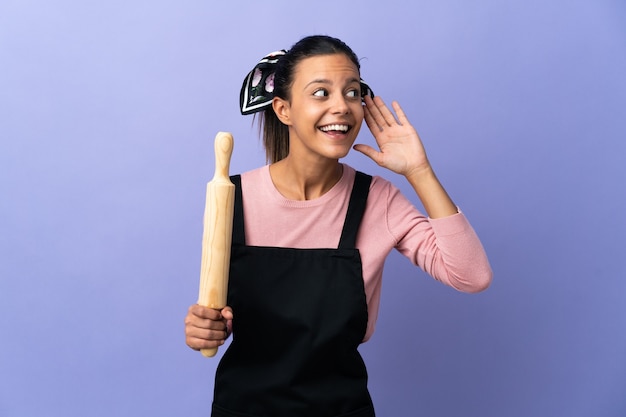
top-left (240, 50), bottom-right (286, 115)
top-left (239, 50), bottom-right (374, 115)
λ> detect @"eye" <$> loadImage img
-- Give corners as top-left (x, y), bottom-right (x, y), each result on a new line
top-left (313, 89), bottom-right (328, 97)
top-left (346, 89), bottom-right (359, 98)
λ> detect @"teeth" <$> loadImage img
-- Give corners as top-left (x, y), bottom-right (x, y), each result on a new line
top-left (320, 124), bottom-right (349, 132)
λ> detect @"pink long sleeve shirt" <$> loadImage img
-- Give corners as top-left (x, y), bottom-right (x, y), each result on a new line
top-left (239, 164), bottom-right (492, 342)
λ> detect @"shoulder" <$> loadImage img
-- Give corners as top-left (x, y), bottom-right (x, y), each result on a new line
top-left (239, 165), bottom-right (268, 183)
top-left (238, 165), bottom-right (275, 203)
top-left (354, 170), bottom-right (400, 203)
top-left (344, 165), bottom-right (416, 223)
top-left (342, 164), bottom-right (393, 191)
top-left (339, 164), bottom-right (406, 208)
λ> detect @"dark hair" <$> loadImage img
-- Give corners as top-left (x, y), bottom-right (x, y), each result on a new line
top-left (259, 35), bottom-right (361, 163)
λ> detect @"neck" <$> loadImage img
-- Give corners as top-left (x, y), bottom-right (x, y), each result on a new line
top-left (269, 157), bottom-right (343, 201)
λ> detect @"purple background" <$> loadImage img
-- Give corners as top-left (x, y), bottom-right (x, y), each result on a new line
top-left (1, 1), bottom-right (625, 416)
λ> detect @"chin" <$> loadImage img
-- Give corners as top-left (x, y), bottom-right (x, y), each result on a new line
top-left (326, 147), bottom-right (352, 160)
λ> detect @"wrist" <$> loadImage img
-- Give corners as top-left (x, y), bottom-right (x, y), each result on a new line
top-left (405, 165), bottom-right (458, 219)
top-left (404, 163), bottom-right (435, 185)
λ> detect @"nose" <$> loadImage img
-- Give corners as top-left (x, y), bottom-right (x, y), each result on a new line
top-left (330, 94), bottom-right (350, 115)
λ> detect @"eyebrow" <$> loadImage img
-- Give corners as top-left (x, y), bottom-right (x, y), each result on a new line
top-left (304, 77), bottom-right (361, 89)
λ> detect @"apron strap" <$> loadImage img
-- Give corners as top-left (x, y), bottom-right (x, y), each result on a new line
top-left (338, 171), bottom-right (372, 249)
top-left (230, 175), bottom-right (246, 246)
top-left (231, 171), bottom-right (372, 249)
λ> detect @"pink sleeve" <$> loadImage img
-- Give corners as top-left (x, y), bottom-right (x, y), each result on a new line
top-left (386, 184), bottom-right (493, 293)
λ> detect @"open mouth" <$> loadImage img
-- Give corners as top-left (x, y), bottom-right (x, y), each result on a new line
top-left (319, 124), bottom-right (351, 134)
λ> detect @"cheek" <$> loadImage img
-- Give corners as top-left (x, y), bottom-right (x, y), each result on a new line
top-left (353, 105), bottom-right (365, 129)
top-left (352, 106), bottom-right (365, 139)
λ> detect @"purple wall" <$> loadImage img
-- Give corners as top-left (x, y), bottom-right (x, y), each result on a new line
top-left (1, 1), bottom-right (625, 416)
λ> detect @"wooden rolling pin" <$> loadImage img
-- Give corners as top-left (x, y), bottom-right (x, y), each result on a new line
top-left (197, 132), bottom-right (235, 358)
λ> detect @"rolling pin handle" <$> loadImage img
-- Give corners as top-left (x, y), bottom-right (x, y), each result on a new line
top-left (213, 132), bottom-right (234, 181)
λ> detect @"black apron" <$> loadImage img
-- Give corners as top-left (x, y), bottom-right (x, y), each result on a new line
top-left (212, 172), bottom-right (375, 417)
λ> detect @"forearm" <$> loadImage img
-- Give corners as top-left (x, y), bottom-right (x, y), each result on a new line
top-left (405, 165), bottom-right (458, 219)
top-left (426, 213), bottom-right (493, 292)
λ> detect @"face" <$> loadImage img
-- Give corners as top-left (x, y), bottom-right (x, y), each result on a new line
top-left (272, 53), bottom-right (364, 162)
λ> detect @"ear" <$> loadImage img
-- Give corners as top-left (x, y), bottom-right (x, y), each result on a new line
top-left (272, 97), bottom-right (292, 126)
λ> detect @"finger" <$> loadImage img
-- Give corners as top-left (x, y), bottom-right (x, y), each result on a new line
top-left (220, 306), bottom-right (234, 321)
top-left (353, 144), bottom-right (383, 165)
top-left (186, 325), bottom-right (228, 341)
top-left (185, 309), bottom-right (228, 331)
top-left (363, 103), bottom-right (382, 133)
top-left (186, 336), bottom-right (225, 351)
top-left (372, 96), bottom-right (398, 126)
top-left (391, 101), bottom-right (408, 126)
top-left (188, 304), bottom-right (224, 320)
top-left (189, 315), bottom-right (228, 331)
top-left (364, 95), bottom-right (387, 129)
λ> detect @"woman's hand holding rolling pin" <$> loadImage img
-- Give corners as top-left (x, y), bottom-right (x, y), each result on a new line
top-left (185, 305), bottom-right (233, 350)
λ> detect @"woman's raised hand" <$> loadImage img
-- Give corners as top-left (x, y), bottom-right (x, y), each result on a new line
top-left (355, 95), bottom-right (458, 219)
top-left (354, 95), bottom-right (431, 178)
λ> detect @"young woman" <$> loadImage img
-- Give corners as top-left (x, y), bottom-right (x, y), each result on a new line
top-left (185, 35), bottom-right (492, 417)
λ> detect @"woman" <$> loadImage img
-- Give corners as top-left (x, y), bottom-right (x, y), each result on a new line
top-left (185, 35), bottom-right (492, 417)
